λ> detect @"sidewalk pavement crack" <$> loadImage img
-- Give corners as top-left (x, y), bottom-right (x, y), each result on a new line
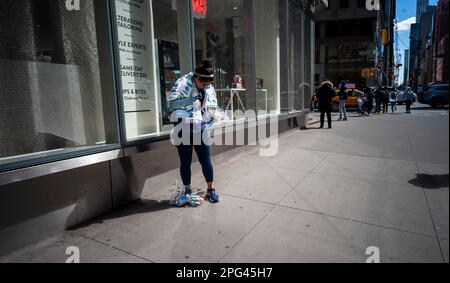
top-left (80, 235), bottom-right (154, 263)
top-left (219, 189), bottom-right (444, 240)
top-left (404, 126), bottom-right (446, 263)
top-left (276, 204), bottom-right (439, 240)
top-left (278, 140), bottom-right (448, 165)
top-left (217, 212), bottom-right (272, 263)
top-left (271, 151), bottom-right (331, 212)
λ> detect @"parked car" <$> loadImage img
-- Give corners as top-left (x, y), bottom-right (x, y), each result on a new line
top-left (419, 83), bottom-right (449, 108)
top-left (417, 85), bottom-right (425, 97)
top-left (313, 89), bottom-right (365, 111)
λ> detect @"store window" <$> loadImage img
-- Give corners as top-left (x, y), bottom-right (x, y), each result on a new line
top-left (115, 0), bottom-right (192, 142)
top-left (303, 12), bottom-right (314, 111)
top-left (193, 0), bottom-right (255, 120)
top-left (0, 0), bottom-right (118, 171)
top-left (280, 0), bottom-right (305, 114)
top-left (255, 0), bottom-right (281, 116)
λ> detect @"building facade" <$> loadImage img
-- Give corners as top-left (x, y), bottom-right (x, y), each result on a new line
top-left (381, 0), bottom-right (396, 86)
top-left (409, 23), bottom-right (421, 89)
top-left (432, 0), bottom-right (449, 84)
top-left (416, 0), bottom-right (429, 20)
top-left (406, 0), bottom-right (450, 91)
top-left (403, 49), bottom-right (410, 85)
top-left (0, 0), bottom-right (321, 256)
top-left (417, 5), bottom-right (436, 87)
top-left (315, 0), bottom-right (378, 88)
top-left (315, 0), bottom-right (395, 89)
top-left (410, 0), bottom-right (449, 89)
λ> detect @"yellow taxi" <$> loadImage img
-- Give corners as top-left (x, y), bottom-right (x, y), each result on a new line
top-left (313, 88), bottom-right (365, 111)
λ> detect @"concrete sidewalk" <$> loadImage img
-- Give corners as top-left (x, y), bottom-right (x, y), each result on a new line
top-left (1, 105), bottom-right (448, 263)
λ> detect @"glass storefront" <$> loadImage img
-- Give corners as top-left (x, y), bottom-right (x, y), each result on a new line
top-left (115, 0), bottom-right (193, 141)
top-left (193, 0), bottom-right (255, 117)
top-left (303, 8), bottom-right (314, 111)
top-left (0, 0), bottom-right (316, 172)
top-left (0, 0), bottom-right (119, 171)
top-left (255, 0), bottom-right (281, 115)
top-left (268, 0), bottom-right (314, 115)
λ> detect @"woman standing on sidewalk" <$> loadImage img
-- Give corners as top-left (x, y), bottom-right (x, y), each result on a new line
top-left (390, 89), bottom-right (397, 113)
top-left (167, 60), bottom-right (220, 204)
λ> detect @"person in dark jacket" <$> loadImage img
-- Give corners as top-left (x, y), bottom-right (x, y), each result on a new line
top-left (382, 87), bottom-right (390, 113)
top-left (364, 87), bottom-right (374, 115)
top-left (338, 81), bottom-right (348, 121)
top-left (404, 87), bottom-right (415, 114)
top-left (374, 87), bottom-right (383, 114)
top-left (316, 81), bottom-right (336, 129)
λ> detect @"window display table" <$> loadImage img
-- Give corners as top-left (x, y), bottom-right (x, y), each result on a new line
top-left (215, 88), bottom-right (269, 119)
top-left (215, 88), bottom-right (247, 120)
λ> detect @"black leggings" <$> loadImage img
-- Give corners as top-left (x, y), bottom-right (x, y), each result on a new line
top-left (383, 101), bottom-right (389, 113)
top-left (174, 121), bottom-right (214, 186)
top-left (320, 107), bottom-right (332, 128)
top-left (177, 141), bottom-right (214, 186)
top-left (406, 100), bottom-right (412, 113)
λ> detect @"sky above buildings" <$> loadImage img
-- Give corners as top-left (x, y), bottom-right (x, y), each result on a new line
top-left (397, 0), bottom-right (438, 84)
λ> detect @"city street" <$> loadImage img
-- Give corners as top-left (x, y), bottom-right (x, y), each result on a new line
top-left (1, 104), bottom-right (448, 263)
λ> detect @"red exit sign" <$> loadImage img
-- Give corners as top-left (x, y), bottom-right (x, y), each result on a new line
top-left (193, 0), bottom-right (207, 16)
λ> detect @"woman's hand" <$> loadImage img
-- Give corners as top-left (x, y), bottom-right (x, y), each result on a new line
top-left (167, 97), bottom-right (196, 112)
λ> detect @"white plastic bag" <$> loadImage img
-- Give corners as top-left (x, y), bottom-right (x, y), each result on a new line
top-left (170, 183), bottom-right (205, 207)
top-left (170, 182), bottom-right (186, 205)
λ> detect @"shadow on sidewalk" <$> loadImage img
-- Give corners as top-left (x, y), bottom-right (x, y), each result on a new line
top-left (304, 126), bottom-right (327, 130)
top-left (411, 106), bottom-right (449, 111)
top-left (408, 174), bottom-right (449, 190)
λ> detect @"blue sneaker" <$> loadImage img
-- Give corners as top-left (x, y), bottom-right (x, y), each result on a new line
top-left (174, 193), bottom-right (204, 207)
top-left (206, 189), bottom-right (220, 203)
top-left (184, 187), bottom-right (192, 195)
top-left (174, 194), bottom-right (191, 207)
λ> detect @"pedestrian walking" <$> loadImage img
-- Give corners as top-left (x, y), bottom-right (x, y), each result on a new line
top-left (382, 87), bottom-right (390, 113)
top-left (367, 88), bottom-right (374, 115)
top-left (358, 95), bottom-right (366, 115)
top-left (362, 87), bottom-right (374, 116)
top-left (316, 80), bottom-right (336, 129)
top-left (374, 87), bottom-right (383, 114)
top-left (404, 87), bottom-right (414, 114)
top-left (390, 89), bottom-right (397, 113)
top-left (338, 81), bottom-right (348, 121)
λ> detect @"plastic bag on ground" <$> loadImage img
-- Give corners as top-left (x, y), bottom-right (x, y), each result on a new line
top-left (170, 183), bottom-right (205, 207)
top-left (174, 194), bottom-right (205, 207)
top-left (170, 182), bottom-right (186, 206)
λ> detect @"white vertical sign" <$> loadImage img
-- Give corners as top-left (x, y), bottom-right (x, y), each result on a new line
top-left (116, 0), bottom-right (158, 138)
